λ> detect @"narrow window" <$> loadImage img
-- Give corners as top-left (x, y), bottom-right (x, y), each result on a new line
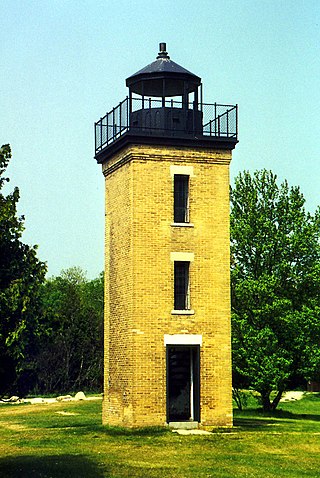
top-left (174, 174), bottom-right (189, 223)
top-left (174, 261), bottom-right (190, 310)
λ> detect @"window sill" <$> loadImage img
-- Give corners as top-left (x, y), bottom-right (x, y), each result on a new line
top-left (171, 222), bottom-right (194, 228)
top-left (171, 309), bottom-right (195, 316)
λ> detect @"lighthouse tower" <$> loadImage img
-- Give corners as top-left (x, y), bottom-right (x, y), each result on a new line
top-left (95, 44), bottom-right (238, 428)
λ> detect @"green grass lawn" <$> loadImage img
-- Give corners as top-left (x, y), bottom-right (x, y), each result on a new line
top-left (0, 394), bottom-right (320, 477)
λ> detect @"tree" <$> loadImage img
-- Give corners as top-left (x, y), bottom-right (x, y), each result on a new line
top-left (231, 170), bottom-right (320, 410)
top-left (34, 267), bottom-right (104, 394)
top-left (0, 144), bottom-right (46, 396)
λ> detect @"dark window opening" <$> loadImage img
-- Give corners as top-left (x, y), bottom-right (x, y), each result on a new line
top-left (174, 174), bottom-right (189, 223)
top-left (174, 261), bottom-right (190, 310)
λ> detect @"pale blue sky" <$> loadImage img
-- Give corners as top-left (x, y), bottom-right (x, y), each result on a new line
top-left (1, 0), bottom-right (319, 278)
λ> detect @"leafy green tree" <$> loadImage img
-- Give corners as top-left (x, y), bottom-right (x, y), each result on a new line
top-left (34, 267), bottom-right (104, 394)
top-left (231, 170), bottom-right (320, 410)
top-left (0, 144), bottom-right (46, 396)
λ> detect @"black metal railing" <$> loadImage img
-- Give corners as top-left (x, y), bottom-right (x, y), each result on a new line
top-left (202, 103), bottom-right (237, 138)
top-left (95, 97), bottom-right (238, 154)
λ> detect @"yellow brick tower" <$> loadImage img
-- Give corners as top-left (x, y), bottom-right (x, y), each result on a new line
top-left (95, 44), bottom-right (238, 428)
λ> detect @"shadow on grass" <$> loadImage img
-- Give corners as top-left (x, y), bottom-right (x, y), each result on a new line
top-left (53, 422), bottom-right (170, 439)
top-left (233, 416), bottom-right (282, 430)
top-left (0, 454), bottom-right (106, 478)
top-left (234, 406), bottom-right (320, 430)
top-left (99, 425), bottom-right (170, 437)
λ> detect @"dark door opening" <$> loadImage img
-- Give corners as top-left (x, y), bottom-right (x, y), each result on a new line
top-left (166, 345), bottom-right (200, 422)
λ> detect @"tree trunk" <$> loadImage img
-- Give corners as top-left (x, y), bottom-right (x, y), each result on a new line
top-left (261, 391), bottom-right (272, 411)
top-left (261, 389), bottom-right (283, 411)
top-left (232, 388), bottom-right (243, 410)
top-left (271, 389), bottom-right (283, 410)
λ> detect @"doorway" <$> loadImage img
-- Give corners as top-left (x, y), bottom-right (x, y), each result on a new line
top-left (166, 345), bottom-right (200, 422)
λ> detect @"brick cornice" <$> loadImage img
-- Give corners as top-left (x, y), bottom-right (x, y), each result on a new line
top-left (102, 144), bottom-right (231, 177)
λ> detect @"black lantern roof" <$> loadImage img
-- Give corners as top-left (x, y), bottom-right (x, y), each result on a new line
top-left (126, 43), bottom-right (201, 97)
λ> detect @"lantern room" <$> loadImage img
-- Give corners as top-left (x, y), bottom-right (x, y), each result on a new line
top-left (126, 42), bottom-right (202, 137)
top-left (94, 43), bottom-right (238, 162)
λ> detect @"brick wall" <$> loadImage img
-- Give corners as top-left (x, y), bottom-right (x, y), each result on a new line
top-left (102, 144), bottom-right (233, 427)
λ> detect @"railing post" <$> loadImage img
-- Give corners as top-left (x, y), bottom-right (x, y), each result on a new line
top-left (214, 103), bottom-right (217, 136)
top-left (128, 93), bottom-right (132, 129)
top-left (227, 109), bottom-right (229, 137)
top-left (126, 96), bottom-right (129, 132)
top-left (236, 104), bottom-right (238, 140)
